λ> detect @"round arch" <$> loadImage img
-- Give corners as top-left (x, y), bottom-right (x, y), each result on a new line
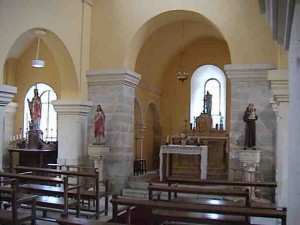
top-left (124, 9), bottom-right (228, 71)
top-left (4, 28), bottom-right (79, 98)
top-left (190, 65), bottom-right (227, 129)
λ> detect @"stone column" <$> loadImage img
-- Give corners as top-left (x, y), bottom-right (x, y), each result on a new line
top-left (79, 0), bottom-right (93, 98)
top-left (225, 64), bottom-right (276, 184)
top-left (268, 69), bottom-right (289, 207)
top-left (3, 102), bottom-right (18, 168)
top-left (287, 2), bottom-right (300, 223)
top-left (0, 84), bottom-right (17, 170)
top-left (87, 68), bottom-right (141, 193)
top-left (52, 100), bottom-right (93, 165)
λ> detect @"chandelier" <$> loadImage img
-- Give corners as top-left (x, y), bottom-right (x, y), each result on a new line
top-left (177, 21), bottom-right (188, 84)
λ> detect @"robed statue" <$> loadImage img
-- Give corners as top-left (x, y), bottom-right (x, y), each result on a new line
top-left (203, 91), bottom-right (212, 116)
top-left (94, 105), bottom-right (106, 144)
top-left (27, 88), bottom-right (42, 131)
top-left (243, 103), bottom-right (258, 149)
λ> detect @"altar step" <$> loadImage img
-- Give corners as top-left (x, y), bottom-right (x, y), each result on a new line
top-left (122, 171), bottom-right (160, 199)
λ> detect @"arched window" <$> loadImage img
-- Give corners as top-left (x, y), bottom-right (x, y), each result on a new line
top-left (24, 83), bottom-right (57, 141)
top-left (190, 65), bottom-right (226, 129)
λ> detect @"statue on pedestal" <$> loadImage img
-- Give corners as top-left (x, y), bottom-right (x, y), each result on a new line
top-left (243, 103), bottom-right (258, 149)
top-left (203, 91), bottom-right (212, 116)
top-left (94, 105), bottom-right (106, 144)
top-left (27, 88), bottom-right (42, 149)
top-left (27, 88), bottom-right (42, 131)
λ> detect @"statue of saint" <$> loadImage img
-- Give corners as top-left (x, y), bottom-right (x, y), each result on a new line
top-left (94, 105), bottom-right (106, 144)
top-left (203, 91), bottom-right (212, 116)
top-left (243, 103), bottom-right (258, 149)
top-left (27, 88), bottom-right (42, 131)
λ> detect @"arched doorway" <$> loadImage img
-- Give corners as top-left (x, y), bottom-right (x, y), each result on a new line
top-left (144, 103), bottom-right (161, 171)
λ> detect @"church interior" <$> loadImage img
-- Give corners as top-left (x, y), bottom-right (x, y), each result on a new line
top-left (0, 0), bottom-right (299, 224)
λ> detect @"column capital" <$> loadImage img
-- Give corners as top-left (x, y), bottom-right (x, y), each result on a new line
top-left (52, 99), bottom-right (93, 115)
top-left (0, 84), bottom-right (17, 107)
top-left (225, 64), bottom-right (275, 82)
top-left (268, 69), bottom-right (289, 104)
top-left (82, 0), bottom-right (93, 7)
top-left (135, 124), bottom-right (147, 139)
top-left (87, 68), bottom-right (141, 88)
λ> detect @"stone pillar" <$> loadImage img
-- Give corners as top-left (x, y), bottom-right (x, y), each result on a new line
top-left (134, 124), bottom-right (146, 159)
top-left (225, 64), bottom-right (276, 183)
top-left (0, 84), bottom-right (17, 170)
top-left (87, 68), bottom-right (141, 193)
top-left (3, 102), bottom-right (18, 168)
top-left (268, 69), bottom-right (289, 207)
top-left (79, 0), bottom-right (93, 98)
top-left (287, 2), bottom-right (300, 223)
top-left (52, 100), bottom-right (92, 165)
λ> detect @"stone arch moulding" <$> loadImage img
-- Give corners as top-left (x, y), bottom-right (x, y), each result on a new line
top-left (124, 9), bottom-right (228, 71)
top-left (4, 28), bottom-right (79, 99)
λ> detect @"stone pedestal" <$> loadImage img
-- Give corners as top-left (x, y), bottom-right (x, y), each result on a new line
top-left (239, 150), bottom-right (264, 201)
top-left (88, 144), bottom-right (110, 183)
top-left (239, 150), bottom-right (261, 182)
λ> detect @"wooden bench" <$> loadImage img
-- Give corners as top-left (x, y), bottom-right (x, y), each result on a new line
top-left (0, 178), bottom-right (37, 225)
top-left (110, 196), bottom-right (286, 225)
top-left (148, 183), bottom-right (250, 207)
top-left (57, 216), bottom-right (125, 225)
top-left (0, 172), bottom-right (80, 221)
top-left (14, 165), bottom-right (109, 219)
top-left (166, 176), bottom-right (277, 188)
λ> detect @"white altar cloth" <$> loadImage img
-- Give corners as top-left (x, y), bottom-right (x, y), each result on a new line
top-left (159, 145), bottom-right (208, 181)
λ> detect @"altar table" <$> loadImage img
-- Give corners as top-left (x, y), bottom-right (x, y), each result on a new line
top-left (9, 148), bottom-right (57, 171)
top-left (159, 145), bottom-right (208, 181)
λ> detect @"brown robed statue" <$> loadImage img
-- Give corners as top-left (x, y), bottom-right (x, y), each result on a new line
top-left (243, 103), bottom-right (258, 149)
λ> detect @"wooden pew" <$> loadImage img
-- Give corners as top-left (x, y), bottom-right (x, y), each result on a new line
top-left (14, 165), bottom-right (109, 219)
top-left (0, 178), bottom-right (37, 225)
top-left (57, 217), bottom-right (125, 225)
top-left (166, 176), bottom-right (277, 188)
top-left (148, 183), bottom-right (250, 207)
top-left (0, 172), bottom-right (80, 221)
top-left (110, 196), bottom-right (286, 225)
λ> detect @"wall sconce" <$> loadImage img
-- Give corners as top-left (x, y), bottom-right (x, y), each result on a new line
top-left (32, 29), bottom-right (46, 68)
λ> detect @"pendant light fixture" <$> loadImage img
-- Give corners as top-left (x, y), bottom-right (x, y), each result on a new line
top-left (32, 29), bottom-right (46, 68)
top-left (177, 21), bottom-right (188, 84)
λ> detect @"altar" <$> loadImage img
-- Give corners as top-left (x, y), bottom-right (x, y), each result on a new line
top-left (159, 145), bottom-right (208, 181)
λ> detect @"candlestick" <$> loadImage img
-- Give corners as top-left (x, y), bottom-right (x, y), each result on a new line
top-left (166, 135), bottom-right (170, 144)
